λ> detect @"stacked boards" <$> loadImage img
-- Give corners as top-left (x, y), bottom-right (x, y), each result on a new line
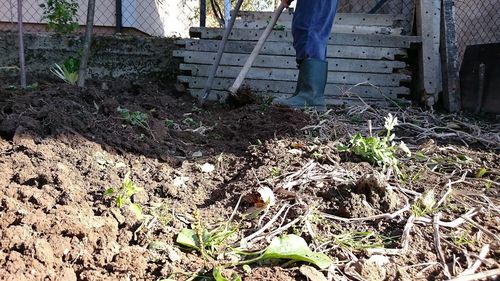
top-left (175, 12), bottom-right (421, 105)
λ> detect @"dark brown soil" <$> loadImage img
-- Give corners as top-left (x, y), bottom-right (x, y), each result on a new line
top-left (0, 79), bottom-right (498, 281)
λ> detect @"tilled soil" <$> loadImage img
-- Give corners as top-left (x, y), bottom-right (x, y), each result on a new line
top-left (0, 80), bottom-right (498, 281)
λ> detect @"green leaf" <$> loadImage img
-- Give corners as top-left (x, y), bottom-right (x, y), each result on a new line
top-left (231, 273), bottom-right (242, 281)
top-left (415, 151), bottom-right (427, 161)
top-left (116, 195), bottom-right (125, 208)
top-left (129, 203), bottom-right (143, 219)
top-left (336, 144), bottom-right (350, 152)
top-left (104, 188), bottom-right (115, 196)
top-left (242, 264), bottom-right (252, 274)
top-left (262, 234), bottom-right (332, 269)
top-left (176, 228), bottom-right (200, 250)
top-left (475, 167), bottom-right (487, 178)
top-left (213, 267), bottom-right (229, 281)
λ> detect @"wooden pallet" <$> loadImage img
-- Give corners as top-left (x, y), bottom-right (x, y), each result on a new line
top-left (175, 11), bottom-right (421, 106)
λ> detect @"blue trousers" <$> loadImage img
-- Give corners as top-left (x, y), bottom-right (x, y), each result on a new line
top-left (292, 0), bottom-right (338, 62)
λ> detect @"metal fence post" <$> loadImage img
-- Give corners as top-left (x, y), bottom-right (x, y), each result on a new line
top-left (200, 0), bottom-right (206, 27)
top-left (440, 0), bottom-right (461, 112)
top-left (224, 0), bottom-right (231, 26)
top-left (116, 0), bottom-right (122, 33)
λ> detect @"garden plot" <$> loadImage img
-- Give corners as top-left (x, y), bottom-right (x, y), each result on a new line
top-left (0, 79), bottom-right (498, 280)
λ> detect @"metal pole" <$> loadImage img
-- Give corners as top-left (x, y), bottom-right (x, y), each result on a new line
top-left (200, 0), bottom-right (244, 104)
top-left (200, 0), bottom-right (206, 27)
top-left (17, 0), bottom-right (26, 88)
top-left (116, 0), bottom-right (122, 33)
top-left (224, 0), bottom-right (231, 26)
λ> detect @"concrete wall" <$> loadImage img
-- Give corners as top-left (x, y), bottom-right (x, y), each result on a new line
top-left (0, 0), bottom-right (198, 37)
top-left (0, 32), bottom-right (179, 80)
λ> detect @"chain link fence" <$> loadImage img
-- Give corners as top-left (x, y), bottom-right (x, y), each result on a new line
top-left (1, 0), bottom-right (498, 49)
top-left (452, 0), bottom-right (500, 64)
top-left (0, 0), bottom-right (198, 37)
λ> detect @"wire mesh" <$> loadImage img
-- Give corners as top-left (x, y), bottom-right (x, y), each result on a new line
top-left (1, 0), bottom-right (498, 48)
top-left (452, 0), bottom-right (500, 63)
top-left (0, 0), bottom-right (199, 37)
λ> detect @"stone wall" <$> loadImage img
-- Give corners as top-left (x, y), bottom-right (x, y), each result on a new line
top-left (0, 32), bottom-right (179, 81)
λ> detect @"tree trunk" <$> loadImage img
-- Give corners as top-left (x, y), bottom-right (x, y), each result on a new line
top-left (17, 0), bottom-right (26, 88)
top-left (77, 0), bottom-right (96, 88)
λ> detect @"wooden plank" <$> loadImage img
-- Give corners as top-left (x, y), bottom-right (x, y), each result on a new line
top-left (234, 20), bottom-right (403, 35)
top-left (440, 0), bottom-right (461, 112)
top-left (188, 89), bottom-right (407, 106)
top-left (237, 11), bottom-right (404, 27)
top-left (189, 27), bottom-right (421, 48)
top-left (178, 76), bottom-right (410, 97)
top-left (179, 64), bottom-right (410, 86)
top-left (174, 50), bottom-right (406, 73)
top-left (416, 0), bottom-right (442, 106)
top-left (177, 39), bottom-right (407, 60)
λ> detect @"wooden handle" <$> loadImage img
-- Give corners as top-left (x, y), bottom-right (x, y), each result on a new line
top-left (200, 0), bottom-right (245, 104)
top-left (228, 3), bottom-right (286, 95)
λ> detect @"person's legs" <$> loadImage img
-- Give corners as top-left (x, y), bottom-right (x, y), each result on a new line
top-left (273, 0), bottom-right (338, 111)
top-left (292, 0), bottom-right (337, 62)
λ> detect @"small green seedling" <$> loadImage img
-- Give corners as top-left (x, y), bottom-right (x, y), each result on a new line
top-left (117, 107), bottom-right (149, 128)
top-left (176, 224), bottom-right (237, 259)
top-left (50, 56), bottom-right (79, 85)
top-left (451, 227), bottom-right (475, 246)
top-left (165, 118), bottom-right (175, 128)
top-left (104, 171), bottom-right (143, 219)
top-left (338, 113), bottom-right (410, 175)
top-left (213, 266), bottom-right (242, 281)
top-left (116, 106), bottom-right (156, 141)
top-left (333, 231), bottom-right (394, 250)
top-left (182, 117), bottom-right (197, 127)
top-left (411, 190), bottom-right (436, 217)
top-left (270, 167), bottom-right (281, 177)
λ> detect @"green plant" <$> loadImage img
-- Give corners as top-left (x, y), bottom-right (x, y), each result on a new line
top-left (149, 202), bottom-right (172, 226)
top-left (182, 117), bottom-right (197, 127)
top-left (117, 107), bottom-right (148, 127)
top-left (213, 266), bottom-right (242, 281)
top-left (40, 0), bottom-right (79, 33)
top-left (451, 227), bottom-right (475, 246)
top-left (338, 114), bottom-right (410, 175)
top-left (270, 167), bottom-right (281, 177)
top-left (50, 56), bottom-right (79, 84)
top-left (176, 219), bottom-right (237, 259)
top-left (411, 190), bottom-right (436, 217)
top-left (333, 231), bottom-right (394, 250)
top-left (165, 118), bottom-right (175, 128)
top-left (237, 234), bottom-right (332, 269)
top-left (104, 171), bottom-right (143, 219)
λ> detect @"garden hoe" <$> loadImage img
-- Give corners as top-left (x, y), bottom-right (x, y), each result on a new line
top-left (199, 0), bottom-right (245, 106)
top-left (228, 2), bottom-right (286, 97)
top-left (199, 1), bottom-right (287, 105)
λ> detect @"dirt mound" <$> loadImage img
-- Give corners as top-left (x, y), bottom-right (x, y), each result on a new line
top-left (0, 79), bottom-right (498, 280)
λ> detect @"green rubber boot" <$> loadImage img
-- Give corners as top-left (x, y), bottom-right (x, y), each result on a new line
top-left (272, 58), bottom-right (328, 111)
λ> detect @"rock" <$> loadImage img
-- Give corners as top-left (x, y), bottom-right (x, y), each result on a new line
top-left (356, 172), bottom-right (388, 195)
top-left (33, 239), bottom-right (55, 265)
top-left (345, 255), bottom-right (390, 281)
top-left (299, 265), bottom-right (328, 281)
top-left (166, 246), bottom-right (181, 262)
top-left (57, 268), bottom-right (77, 281)
top-left (132, 191), bottom-right (150, 205)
